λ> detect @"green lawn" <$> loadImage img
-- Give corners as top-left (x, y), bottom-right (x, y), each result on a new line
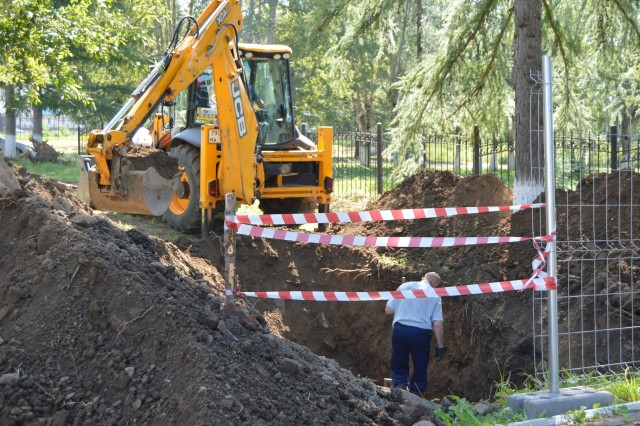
top-left (12, 153), bottom-right (80, 184)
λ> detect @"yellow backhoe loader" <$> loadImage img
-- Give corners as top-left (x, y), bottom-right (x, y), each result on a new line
top-left (78, 0), bottom-right (332, 233)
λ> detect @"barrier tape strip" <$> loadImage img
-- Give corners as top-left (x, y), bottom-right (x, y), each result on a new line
top-left (233, 223), bottom-right (555, 248)
top-left (525, 227), bottom-right (556, 288)
top-left (229, 203), bottom-right (545, 226)
top-left (226, 277), bottom-right (556, 301)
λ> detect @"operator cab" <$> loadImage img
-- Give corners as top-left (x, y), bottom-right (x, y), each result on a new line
top-left (238, 44), bottom-right (296, 148)
top-left (170, 44), bottom-right (313, 151)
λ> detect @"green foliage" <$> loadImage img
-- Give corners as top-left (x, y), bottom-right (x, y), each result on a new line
top-left (491, 359), bottom-right (534, 402)
top-left (5, 0), bottom-right (640, 169)
top-left (566, 406), bottom-right (588, 425)
top-left (435, 396), bottom-right (483, 426)
top-left (468, 368), bottom-right (640, 425)
top-left (435, 395), bottom-right (525, 425)
top-left (326, 0), bottom-right (640, 186)
top-left (377, 255), bottom-right (407, 269)
top-left (0, 0), bottom-right (170, 126)
top-left (605, 368), bottom-right (640, 403)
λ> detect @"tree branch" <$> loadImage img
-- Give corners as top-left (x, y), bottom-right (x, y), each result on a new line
top-left (611, 0), bottom-right (640, 44)
top-left (542, 0), bottom-right (572, 111)
top-left (411, 0), bottom-right (501, 131)
top-left (450, 6), bottom-right (514, 118)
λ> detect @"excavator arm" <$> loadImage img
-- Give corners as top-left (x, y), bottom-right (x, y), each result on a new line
top-left (84, 0), bottom-right (258, 214)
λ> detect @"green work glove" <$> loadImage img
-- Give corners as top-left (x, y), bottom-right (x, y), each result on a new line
top-left (435, 346), bottom-right (446, 363)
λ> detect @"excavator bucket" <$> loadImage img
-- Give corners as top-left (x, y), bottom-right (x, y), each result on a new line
top-left (84, 164), bottom-right (175, 216)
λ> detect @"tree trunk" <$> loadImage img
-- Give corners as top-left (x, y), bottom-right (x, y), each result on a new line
top-left (3, 86), bottom-right (17, 158)
top-left (244, 0), bottom-right (255, 42)
top-left (266, 0), bottom-right (277, 44)
top-left (33, 105), bottom-right (43, 144)
top-left (388, 5), bottom-right (410, 117)
top-left (513, 0), bottom-right (543, 204)
top-left (416, 0), bottom-right (423, 59)
top-left (355, 97), bottom-right (365, 132)
top-left (619, 97), bottom-right (635, 168)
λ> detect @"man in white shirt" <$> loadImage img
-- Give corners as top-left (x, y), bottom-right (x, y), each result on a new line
top-left (385, 272), bottom-right (445, 395)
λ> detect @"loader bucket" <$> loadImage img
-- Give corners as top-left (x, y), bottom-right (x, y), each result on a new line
top-left (77, 155), bottom-right (95, 207)
top-left (87, 167), bottom-right (174, 216)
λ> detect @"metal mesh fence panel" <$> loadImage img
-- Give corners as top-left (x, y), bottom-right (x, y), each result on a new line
top-left (531, 74), bottom-right (640, 380)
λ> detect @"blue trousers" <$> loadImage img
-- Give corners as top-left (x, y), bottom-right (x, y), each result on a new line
top-left (391, 323), bottom-right (432, 393)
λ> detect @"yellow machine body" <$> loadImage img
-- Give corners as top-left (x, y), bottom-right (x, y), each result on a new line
top-left (80, 0), bottom-right (332, 231)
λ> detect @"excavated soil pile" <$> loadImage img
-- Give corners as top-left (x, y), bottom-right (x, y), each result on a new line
top-left (0, 160), bottom-right (436, 425)
top-left (125, 147), bottom-right (178, 179)
top-left (2, 159), bottom-right (638, 424)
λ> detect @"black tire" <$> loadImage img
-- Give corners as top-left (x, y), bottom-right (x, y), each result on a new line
top-left (259, 197), bottom-right (318, 215)
top-left (317, 203), bottom-right (330, 232)
top-left (162, 144), bottom-right (201, 233)
top-left (259, 198), bottom-right (302, 215)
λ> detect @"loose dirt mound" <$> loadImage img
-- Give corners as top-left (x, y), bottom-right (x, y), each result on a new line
top-left (0, 160), bottom-right (436, 425)
top-left (3, 159), bottom-right (638, 424)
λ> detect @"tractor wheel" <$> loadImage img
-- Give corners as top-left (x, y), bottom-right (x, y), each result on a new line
top-left (317, 203), bottom-right (330, 232)
top-left (163, 144), bottom-right (201, 233)
top-left (260, 197), bottom-right (317, 215)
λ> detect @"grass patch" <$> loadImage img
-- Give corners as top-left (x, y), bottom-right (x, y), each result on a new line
top-left (604, 369), bottom-right (640, 403)
top-left (436, 368), bottom-right (640, 425)
top-left (13, 154), bottom-right (79, 183)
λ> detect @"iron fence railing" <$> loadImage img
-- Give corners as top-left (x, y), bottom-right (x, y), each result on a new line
top-left (326, 124), bottom-right (640, 202)
top-left (329, 124), bottom-right (515, 201)
top-left (555, 127), bottom-right (640, 190)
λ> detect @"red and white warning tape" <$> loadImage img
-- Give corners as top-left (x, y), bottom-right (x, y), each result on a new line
top-left (232, 223), bottom-right (555, 248)
top-left (226, 277), bottom-right (556, 301)
top-left (229, 203), bottom-right (545, 226)
top-left (224, 204), bottom-right (556, 299)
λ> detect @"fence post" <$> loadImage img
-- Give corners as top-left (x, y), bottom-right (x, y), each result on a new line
top-left (473, 125), bottom-right (481, 176)
top-left (610, 125), bottom-right (618, 171)
top-left (542, 55), bottom-right (559, 395)
top-left (301, 122), bottom-right (308, 138)
top-left (377, 123), bottom-right (383, 195)
top-left (490, 135), bottom-right (498, 172)
top-left (454, 126), bottom-right (461, 174)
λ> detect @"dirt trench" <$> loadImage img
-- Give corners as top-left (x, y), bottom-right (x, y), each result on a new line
top-left (0, 160), bottom-right (436, 425)
top-left (187, 170), bottom-right (640, 402)
top-left (185, 171), bottom-right (536, 402)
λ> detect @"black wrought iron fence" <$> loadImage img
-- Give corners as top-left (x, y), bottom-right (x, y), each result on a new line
top-left (325, 123), bottom-right (640, 202)
top-left (555, 127), bottom-right (640, 190)
top-left (327, 124), bottom-right (515, 201)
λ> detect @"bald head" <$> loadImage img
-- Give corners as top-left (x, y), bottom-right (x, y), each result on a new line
top-left (423, 272), bottom-right (441, 287)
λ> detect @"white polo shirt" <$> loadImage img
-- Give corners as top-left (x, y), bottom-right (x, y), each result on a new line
top-left (386, 280), bottom-right (443, 330)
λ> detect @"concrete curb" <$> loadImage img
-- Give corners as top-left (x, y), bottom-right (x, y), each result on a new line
top-left (508, 400), bottom-right (640, 426)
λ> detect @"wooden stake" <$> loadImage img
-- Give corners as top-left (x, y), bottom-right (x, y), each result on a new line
top-left (224, 193), bottom-right (237, 303)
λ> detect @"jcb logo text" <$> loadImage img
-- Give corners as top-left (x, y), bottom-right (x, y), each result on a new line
top-left (231, 80), bottom-right (247, 137)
